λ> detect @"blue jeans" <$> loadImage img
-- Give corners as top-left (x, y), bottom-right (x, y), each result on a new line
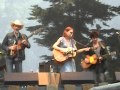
top-left (5, 56), bottom-right (22, 72)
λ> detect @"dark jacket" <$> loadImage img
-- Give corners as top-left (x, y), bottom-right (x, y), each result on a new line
top-left (85, 40), bottom-right (107, 57)
top-left (2, 31), bottom-right (31, 61)
top-left (84, 40), bottom-right (108, 72)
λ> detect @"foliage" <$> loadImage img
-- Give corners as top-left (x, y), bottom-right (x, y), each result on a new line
top-left (27, 0), bottom-right (120, 75)
top-left (27, 0), bottom-right (120, 48)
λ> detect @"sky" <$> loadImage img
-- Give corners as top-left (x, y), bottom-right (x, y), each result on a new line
top-left (88, 0), bottom-right (120, 29)
top-left (0, 0), bottom-right (120, 72)
top-left (0, 0), bottom-right (51, 72)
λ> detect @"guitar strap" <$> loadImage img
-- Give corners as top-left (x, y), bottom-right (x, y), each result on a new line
top-left (71, 39), bottom-right (76, 55)
top-left (61, 37), bottom-right (75, 48)
top-left (99, 41), bottom-right (105, 49)
top-left (71, 39), bottom-right (74, 48)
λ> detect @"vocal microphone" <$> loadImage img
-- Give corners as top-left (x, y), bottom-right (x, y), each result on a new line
top-left (116, 32), bottom-right (120, 35)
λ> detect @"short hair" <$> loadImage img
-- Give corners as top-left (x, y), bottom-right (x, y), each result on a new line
top-left (90, 31), bottom-right (99, 38)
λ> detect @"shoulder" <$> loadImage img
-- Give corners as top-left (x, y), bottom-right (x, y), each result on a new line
top-left (21, 33), bottom-right (27, 36)
top-left (71, 39), bottom-right (76, 44)
top-left (98, 39), bottom-right (105, 45)
top-left (6, 32), bottom-right (14, 37)
top-left (87, 40), bottom-right (92, 46)
top-left (21, 33), bottom-right (28, 38)
top-left (57, 37), bottom-right (64, 41)
top-left (98, 38), bottom-right (103, 42)
top-left (98, 39), bottom-right (106, 49)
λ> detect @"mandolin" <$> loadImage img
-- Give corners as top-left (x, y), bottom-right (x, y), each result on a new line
top-left (10, 28), bottom-right (43, 57)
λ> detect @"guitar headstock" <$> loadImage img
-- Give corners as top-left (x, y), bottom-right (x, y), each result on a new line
top-left (28, 28), bottom-right (43, 38)
top-left (110, 51), bottom-right (116, 55)
top-left (32, 28), bottom-right (43, 35)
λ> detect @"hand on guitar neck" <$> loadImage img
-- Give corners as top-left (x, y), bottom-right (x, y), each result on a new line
top-left (21, 39), bottom-right (28, 46)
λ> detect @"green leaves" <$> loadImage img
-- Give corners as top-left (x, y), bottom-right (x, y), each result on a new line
top-left (27, 0), bottom-right (120, 61)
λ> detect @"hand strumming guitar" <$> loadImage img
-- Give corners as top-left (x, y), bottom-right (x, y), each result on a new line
top-left (8, 39), bottom-right (28, 57)
top-left (59, 47), bottom-right (76, 54)
top-left (9, 45), bottom-right (17, 56)
top-left (9, 45), bottom-right (17, 51)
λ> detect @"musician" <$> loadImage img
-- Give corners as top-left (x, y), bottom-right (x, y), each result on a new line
top-left (84, 31), bottom-right (108, 85)
top-left (2, 20), bottom-right (31, 73)
top-left (53, 26), bottom-right (89, 72)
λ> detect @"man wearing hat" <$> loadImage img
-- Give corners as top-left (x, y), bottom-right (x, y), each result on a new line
top-left (2, 20), bottom-right (31, 73)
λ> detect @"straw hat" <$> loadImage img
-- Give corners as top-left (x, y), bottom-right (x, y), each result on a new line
top-left (11, 20), bottom-right (23, 26)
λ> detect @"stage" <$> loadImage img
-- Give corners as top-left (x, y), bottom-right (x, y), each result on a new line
top-left (0, 71), bottom-right (119, 90)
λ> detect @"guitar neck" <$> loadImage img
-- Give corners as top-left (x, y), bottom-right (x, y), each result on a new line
top-left (102, 52), bottom-right (116, 58)
top-left (27, 33), bottom-right (33, 39)
top-left (27, 28), bottom-right (43, 39)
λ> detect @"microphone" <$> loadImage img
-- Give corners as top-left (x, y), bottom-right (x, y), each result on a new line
top-left (116, 32), bottom-right (120, 35)
top-left (106, 46), bottom-right (110, 55)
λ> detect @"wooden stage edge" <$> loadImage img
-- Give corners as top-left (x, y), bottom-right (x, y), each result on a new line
top-left (4, 71), bottom-right (120, 85)
top-left (4, 71), bottom-right (95, 85)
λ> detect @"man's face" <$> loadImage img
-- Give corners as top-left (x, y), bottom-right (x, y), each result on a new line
top-left (12, 24), bottom-right (22, 31)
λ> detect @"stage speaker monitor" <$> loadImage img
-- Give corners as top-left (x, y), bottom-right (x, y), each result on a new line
top-left (4, 72), bottom-right (38, 85)
top-left (60, 71), bottom-right (95, 84)
top-left (39, 62), bottom-right (50, 72)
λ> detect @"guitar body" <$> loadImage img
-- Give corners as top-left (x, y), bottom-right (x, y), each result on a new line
top-left (80, 52), bottom-right (116, 69)
top-left (81, 60), bottom-right (91, 69)
top-left (53, 49), bottom-right (76, 62)
top-left (81, 54), bottom-right (98, 69)
top-left (86, 54), bottom-right (97, 64)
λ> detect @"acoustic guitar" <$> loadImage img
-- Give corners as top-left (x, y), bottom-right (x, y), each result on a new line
top-left (81, 51), bottom-right (116, 69)
top-left (53, 47), bottom-right (76, 62)
top-left (53, 47), bottom-right (90, 62)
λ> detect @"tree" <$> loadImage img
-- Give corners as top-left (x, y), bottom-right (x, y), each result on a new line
top-left (27, 0), bottom-right (120, 73)
top-left (28, 0), bottom-right (120, 47)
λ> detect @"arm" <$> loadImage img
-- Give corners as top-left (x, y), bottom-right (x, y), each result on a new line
top-left (21, 34), bottom-right (31, 48)
top-left (77, 47), bottom-right (90, 53)
top-left (97, 41), bottom-right (108, 61)
top-left (2, 34), bottom-right (17, 54)
top-left (52, 37), bottom-right (66, 53)
top-left (99, 41), bottom-right (108, 55)
top-left (2, 34), bottom-right (9, 52)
